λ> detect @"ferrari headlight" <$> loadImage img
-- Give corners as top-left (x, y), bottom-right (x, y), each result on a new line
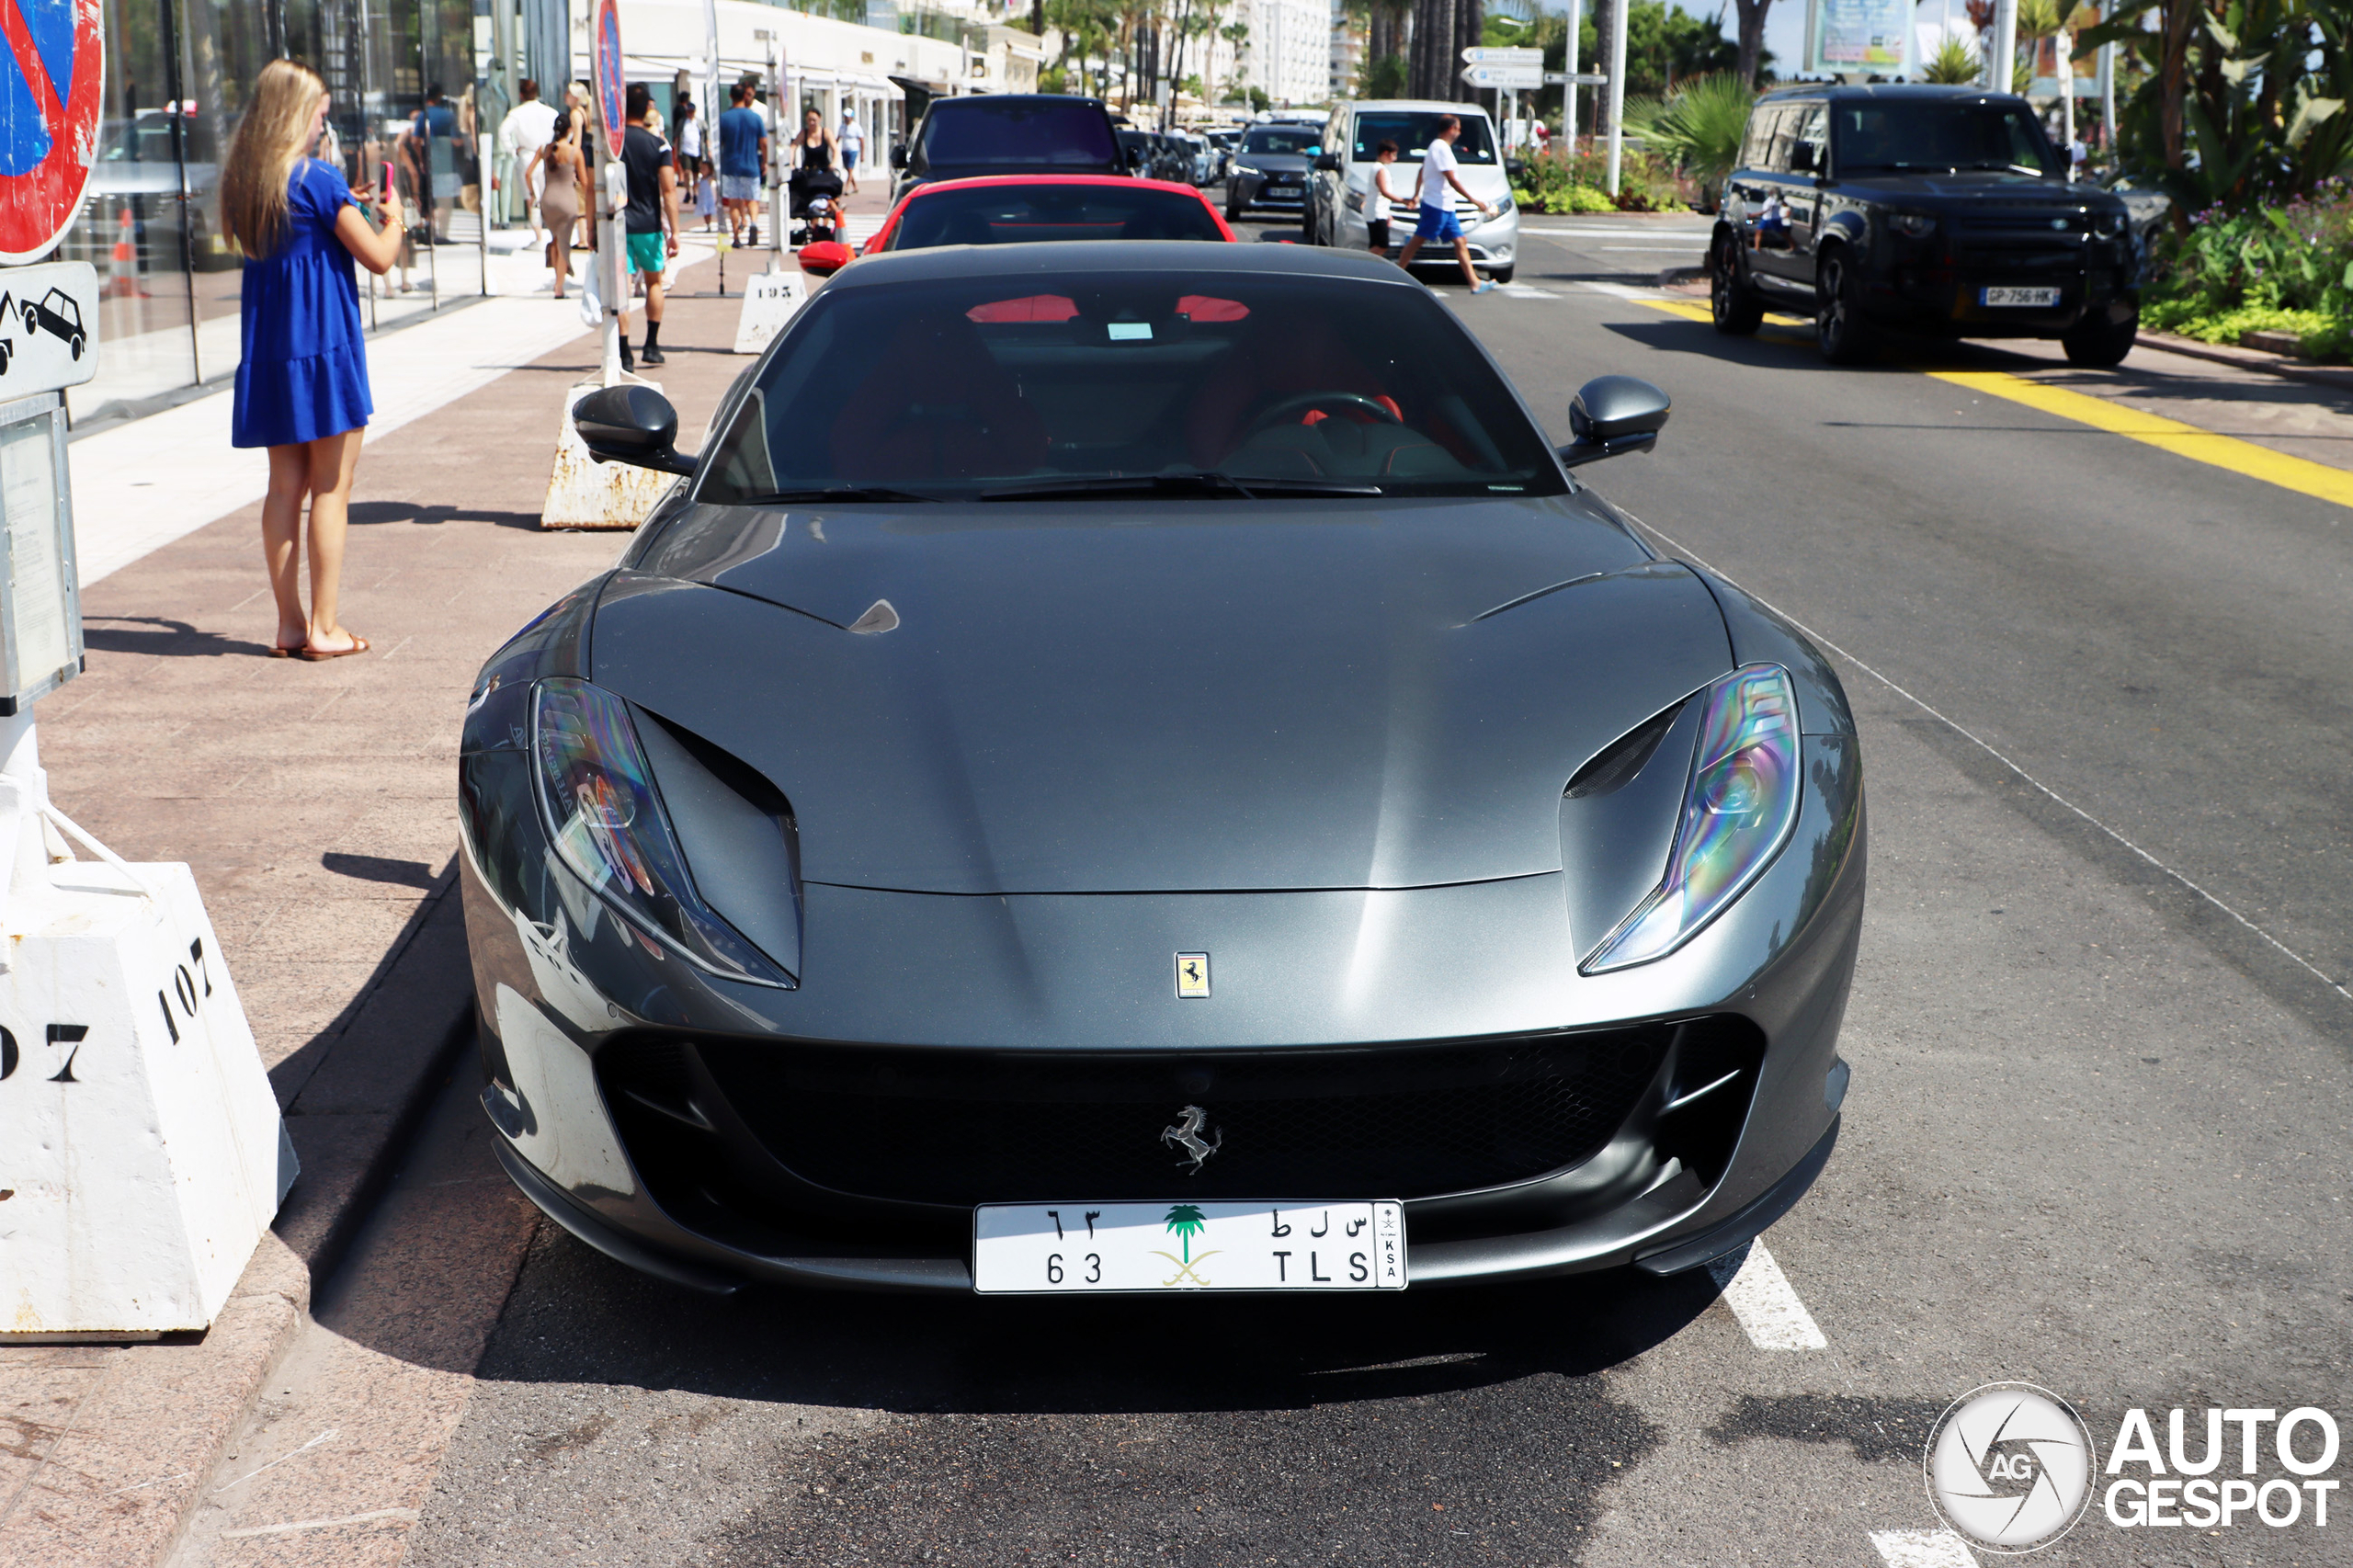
top-left (1581, 665), bottom-right (1801, 974)
top-left (533, 677), bottom-right (787, 985)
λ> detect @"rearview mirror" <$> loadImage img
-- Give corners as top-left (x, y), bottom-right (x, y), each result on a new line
top-left (1559, 376), bottom-right (1670, 469)
top-left (574, 385), bottom-right (696, 476)
top-left (797, 240), bottom-right (851, 277)
top-left (1790, 142), bottom-right (1818, 174)
top-left (890, 141), bottom-right (908, 169)
top-left (1126, 145), bottom-right (1147, 170)
top-left (1313, 152), bottom-right (1340, 172)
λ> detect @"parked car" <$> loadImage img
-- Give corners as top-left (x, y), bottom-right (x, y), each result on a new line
top-left (1710, 85), bottom-right (2140, 366)
top-left (85, 108), bottom-right (232, 273)
top-left (483, 241), bottom-right (1865, 1296)
top-left (1173, 129), bottom-right (1215, 186)
top-left (1225, 122), bottom-right (1324, 222)
top-left (892, 95), bottom-right (1128, 200)
top-left (1303, 101), bottom-right (1519, 283)
top-left (856, 175), bottom-right (1233, 255)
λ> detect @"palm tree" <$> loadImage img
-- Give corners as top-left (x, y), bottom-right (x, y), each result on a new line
top-left (1922, 34), bottom-right (1981, 84)
top-left (1165, 1203), bottom-right (1207, 1264)
top-left (1622, 73), bottom-right (1756, 203)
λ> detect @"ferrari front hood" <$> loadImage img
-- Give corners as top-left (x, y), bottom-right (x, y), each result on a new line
top-left (594, 497), bottom-right (1733, 894)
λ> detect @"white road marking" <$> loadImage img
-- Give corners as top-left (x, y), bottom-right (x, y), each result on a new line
top-left (1870, 1528), bottom-right (1980, 1567)
top-left (1598, 244), bottom-right (1706, 251)
top-left (1572, 278), bottom-right (1670, 301)
top-left (1624, 521), bottom-right (2353, 1006)
top-left (1521, 226), bottom-right (1714, 237)
top-left (1495, 282), bottom-right (1557, 299)
top-left (1706, 1242), bottom-right (1827, 1350)
top-left (219, 1506), bottom-right (419, 1540)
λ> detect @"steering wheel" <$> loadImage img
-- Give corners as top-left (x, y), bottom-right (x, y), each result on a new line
top-left (1242, 391), bottom-right (1403, 440)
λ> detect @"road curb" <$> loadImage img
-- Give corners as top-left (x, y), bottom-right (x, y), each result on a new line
top-left (2138, 327), bottom-right (2353, 394)
top-left (0, 881), bottom-right (476, 1568)
top-left (1656, 264), bottom-right (1708, 289)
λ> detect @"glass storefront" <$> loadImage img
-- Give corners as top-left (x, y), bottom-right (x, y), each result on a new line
top-left (63, 0), bottom-right (568, 424)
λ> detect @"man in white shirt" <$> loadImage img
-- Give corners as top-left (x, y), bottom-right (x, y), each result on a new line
top-left (495, 79), bottom-right (560, 240)
top-left (1394, 114), bottom-right (1497, 293)
top-left (838, 108), bottom-right (866, 194)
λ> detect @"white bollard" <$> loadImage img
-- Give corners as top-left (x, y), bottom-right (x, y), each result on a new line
top-left (0, 711), bottom-right (291, 1340)
top-left (732, 266), bottom-right (806, 355)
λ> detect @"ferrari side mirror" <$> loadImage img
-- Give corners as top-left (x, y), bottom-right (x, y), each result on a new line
top-left (574, 385), bottom-right (696, 476)
top-left (1559, 375), bottom-right (1670, 469)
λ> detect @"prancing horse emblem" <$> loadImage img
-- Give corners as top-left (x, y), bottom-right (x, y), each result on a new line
top-left (1162, 1105), bottom-right (1221, 1173)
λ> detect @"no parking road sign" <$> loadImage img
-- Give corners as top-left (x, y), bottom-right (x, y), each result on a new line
top-left (0, 0), bottom-right (104, 263)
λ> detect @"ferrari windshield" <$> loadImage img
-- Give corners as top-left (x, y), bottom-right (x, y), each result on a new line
top-left (702, 268), bottom-right (1565, 502)
top-left (887, 185), bottom-right (1226, 248)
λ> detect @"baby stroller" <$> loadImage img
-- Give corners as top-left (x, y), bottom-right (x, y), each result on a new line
top-left (788, 167), bottom-right (844, 247)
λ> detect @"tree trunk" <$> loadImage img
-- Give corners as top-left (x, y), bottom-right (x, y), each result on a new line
top-left (2158, 0), bottom-right (2192, 174)
top-left (1733, 0), bottom-right (1768, 87)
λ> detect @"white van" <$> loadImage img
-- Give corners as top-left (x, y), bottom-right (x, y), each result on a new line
top-left (1305, 100), bottom-right (1519, 282)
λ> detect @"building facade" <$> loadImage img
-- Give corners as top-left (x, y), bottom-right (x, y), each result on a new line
top-left (1243, 0), bottom-right (1331, 107)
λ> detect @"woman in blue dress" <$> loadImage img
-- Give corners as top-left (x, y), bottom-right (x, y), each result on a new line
top-left (220, 60), bottom-right (404, 659)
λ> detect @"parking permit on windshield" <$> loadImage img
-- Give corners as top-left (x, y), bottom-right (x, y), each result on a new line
top-left (1108, 321), bottom-right (1153, 340)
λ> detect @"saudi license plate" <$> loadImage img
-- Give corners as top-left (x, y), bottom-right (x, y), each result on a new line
top-left (972, 1200), bottom-right (1406, 1294)
top-left (1981, 285), bottom-right (2061, 307)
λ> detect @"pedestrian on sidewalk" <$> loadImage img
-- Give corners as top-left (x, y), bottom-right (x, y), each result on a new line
top-left (717, 83), bottom-right (768, 246)
top-left (535, 109), bottom-right (588, 298)
top-left (838, 108), bottom-right (864, 195)
top-left (221, 58), bottom-right (404, 660)
top-left (1395, 115), bottom-right (1496, 294)
top-left (619, 83), bottom-right (681, 369)
top-left (496, 79), bottom-right (558, 240)
top-left (1367, 139), bottom-right (1402, 256)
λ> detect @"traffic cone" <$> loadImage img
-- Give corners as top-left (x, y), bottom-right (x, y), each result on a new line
top-left (103, 205), bottom-right (147, 299)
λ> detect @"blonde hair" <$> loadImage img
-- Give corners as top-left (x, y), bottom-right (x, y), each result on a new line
top-left (221, 60), bottom-right (327, 257)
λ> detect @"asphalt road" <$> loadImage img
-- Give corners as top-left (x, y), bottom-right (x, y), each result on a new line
top-left (355, 214), bottom-right (2352, 1568)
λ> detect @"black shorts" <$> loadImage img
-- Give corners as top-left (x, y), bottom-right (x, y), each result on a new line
top-left (676, 153), bottom-right (703, 177)
top-left (1367, 219), bottom-right (1391, 250)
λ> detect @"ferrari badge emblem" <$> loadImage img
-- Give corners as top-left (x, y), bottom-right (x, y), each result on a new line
top-left (1175, 951), bottom-right (1211, 998)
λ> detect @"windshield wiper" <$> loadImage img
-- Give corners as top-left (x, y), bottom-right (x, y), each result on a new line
top-left (980, 472), bottom-right (1383, 501)
top-left (734, 485), bottom-right (945, 504)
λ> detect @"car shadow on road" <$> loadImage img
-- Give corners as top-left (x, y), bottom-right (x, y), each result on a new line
top-left (470, 1221), bottom-right (1727, 1418)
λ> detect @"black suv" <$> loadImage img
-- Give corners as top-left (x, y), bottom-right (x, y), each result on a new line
top-left (1711, 85), bottom-right (2139, 365)
top-left (892, 96), bottom-right (1130, 199)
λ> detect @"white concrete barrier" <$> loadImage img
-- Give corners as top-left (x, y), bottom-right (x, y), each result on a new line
top-left (0, 794), bottom-right (290, 1339)
top-left (732, 268), bottom-right (806, 356)
top-left (540, 376), bottom-right (677, 530)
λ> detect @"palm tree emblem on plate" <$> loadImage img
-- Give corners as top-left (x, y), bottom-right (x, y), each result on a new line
top-left (1152, 1202), bottom-right (1221, 1286)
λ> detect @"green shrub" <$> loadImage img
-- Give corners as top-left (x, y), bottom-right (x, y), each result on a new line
top-left (2143, 177), bottom-right (2353, 360)
top-left (1622, 73), bottom-right (1754, 203)
top-left (1510, 139), bottom-right (1685, 214)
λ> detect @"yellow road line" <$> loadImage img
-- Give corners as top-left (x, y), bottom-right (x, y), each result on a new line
top-left (1928, 369), bottom-right (2353, 510)
top-left (1633, 297), bottom-right (2353, 510)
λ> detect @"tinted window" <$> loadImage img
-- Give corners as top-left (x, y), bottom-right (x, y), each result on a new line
top-left (1242, 127), bottom-right (1322, 156)
top-left (889, 185), bottom-right (1225, 247)
top-left (704, 271), bottom-right (1564, 501)
top-left (917, 100), bottom-right (1119, 168)
top-left (1349, 113), bottom-right (1497, 165)
top-left (1832, 99), bottom-right (2057, 175)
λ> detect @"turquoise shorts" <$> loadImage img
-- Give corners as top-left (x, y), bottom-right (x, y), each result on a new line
top-left (625, 231), bottom-right (668, 276)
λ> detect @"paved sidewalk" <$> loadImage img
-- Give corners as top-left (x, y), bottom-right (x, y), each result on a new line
top-left (0, 254), bottom-right (756, 1568)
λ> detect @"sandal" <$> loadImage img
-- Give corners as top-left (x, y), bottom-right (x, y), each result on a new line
top-left (296, 632), bottom-right (370, 662)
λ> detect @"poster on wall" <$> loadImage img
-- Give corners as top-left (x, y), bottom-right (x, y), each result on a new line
top-left (1805, 0), bottom-right (1914, 75)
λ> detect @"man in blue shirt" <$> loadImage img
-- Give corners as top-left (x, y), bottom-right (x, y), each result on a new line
top-left (716, 83), bottom-right (769, 246)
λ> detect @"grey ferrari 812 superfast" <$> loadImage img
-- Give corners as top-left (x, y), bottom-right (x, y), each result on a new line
top-left (460, 242), bottom-right (1865, 1296)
